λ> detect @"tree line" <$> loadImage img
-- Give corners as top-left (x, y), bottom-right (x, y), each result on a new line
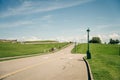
top-left (89, 37), bottom-right (119, 44)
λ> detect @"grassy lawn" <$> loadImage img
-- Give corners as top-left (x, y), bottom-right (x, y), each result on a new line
top-left (0, 42), bottom-right (69, 58)
top-left (72, 43), bottom-right (120, 80)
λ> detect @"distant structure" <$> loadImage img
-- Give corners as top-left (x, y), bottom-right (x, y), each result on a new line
top-left (0, 39), bottom-right (17, 43)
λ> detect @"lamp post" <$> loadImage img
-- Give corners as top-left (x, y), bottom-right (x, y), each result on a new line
top-left (87, 28), bottom-right (91, 59)
top-left (75, 42), bottom-right (77, 53)
top-left (118, 45), bottom-right (120, 56)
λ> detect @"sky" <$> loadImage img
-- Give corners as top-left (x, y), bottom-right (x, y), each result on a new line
top-left (0, 0), bottom-right (120, 43)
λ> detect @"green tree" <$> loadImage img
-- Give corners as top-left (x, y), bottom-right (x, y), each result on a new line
top-left (115, 39), bottom-right (119, 44)
top-left (89, 37), bottom-right (101, 43)
top-left (109, 39), bottom-right (119, 44)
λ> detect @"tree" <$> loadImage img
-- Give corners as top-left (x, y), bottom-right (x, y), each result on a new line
top-left (89, 37), bottom-right (101, 43)
top-left (109, 39), bottom-right (119, 44)
top-left (115, 39), bottom-right (119, 44)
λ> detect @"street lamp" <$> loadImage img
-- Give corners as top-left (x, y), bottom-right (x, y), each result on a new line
top-left (86, 28), bottom-right (91, 59)
top-left (75, 41), bottom-right (77, 53)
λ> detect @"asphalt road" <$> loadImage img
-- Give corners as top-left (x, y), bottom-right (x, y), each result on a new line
top-left (0, 44), bottom-right (88, 80)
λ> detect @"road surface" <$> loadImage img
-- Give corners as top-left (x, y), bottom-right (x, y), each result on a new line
top-left (0, 44), bottom-right (88, 80)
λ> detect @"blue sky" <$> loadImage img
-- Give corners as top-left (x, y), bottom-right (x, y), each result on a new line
top-left (0, 0), bottom-right (120, 42)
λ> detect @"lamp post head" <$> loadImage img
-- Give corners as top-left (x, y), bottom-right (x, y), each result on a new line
top-left (87, 28), bottom-right (90, 32)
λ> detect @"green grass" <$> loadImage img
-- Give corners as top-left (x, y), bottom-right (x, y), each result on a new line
top-left (0, 42), bottom-right (69, 58)
top-left (72, 43), bottom-right (120, 80)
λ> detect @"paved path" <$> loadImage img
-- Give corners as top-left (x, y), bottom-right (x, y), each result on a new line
top-left (0, 44), bottom-right (88, 80)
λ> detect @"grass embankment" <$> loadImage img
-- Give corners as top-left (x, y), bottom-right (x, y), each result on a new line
top-left (0, 42), bottom-right (69, 58)
top-left (72, 43), bottom-right (120, 80)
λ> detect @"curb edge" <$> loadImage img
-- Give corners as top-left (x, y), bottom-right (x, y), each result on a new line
top-left (83, 57), bottom-right (94, 80)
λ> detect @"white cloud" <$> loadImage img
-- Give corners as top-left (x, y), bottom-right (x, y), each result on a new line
top-left (0, 20), bottom-right (33, 28)
top-left (94, 24), bottom-right (120, 30)
top-left (0, 0), bottom-right (94, 18)
top-left (55, 35), bottom-right (87, 43)
top-left (109, 33), bottom-right (120, 39)
top-left (6, 33), bottom-right (120, 43)
top-left (42, 15), bottom-right (52, 20)
top-left (19, 36), bottom-right (41, 41)
top-left (0, 14), bottom-right (53, 28)
top-left (41, 15), bottom-right (53, 23)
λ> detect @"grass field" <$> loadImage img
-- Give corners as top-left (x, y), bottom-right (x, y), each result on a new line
top-left (0, 42), bottom-right (69, 58)
top-left (72, 43), bottom-right (120, 80)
